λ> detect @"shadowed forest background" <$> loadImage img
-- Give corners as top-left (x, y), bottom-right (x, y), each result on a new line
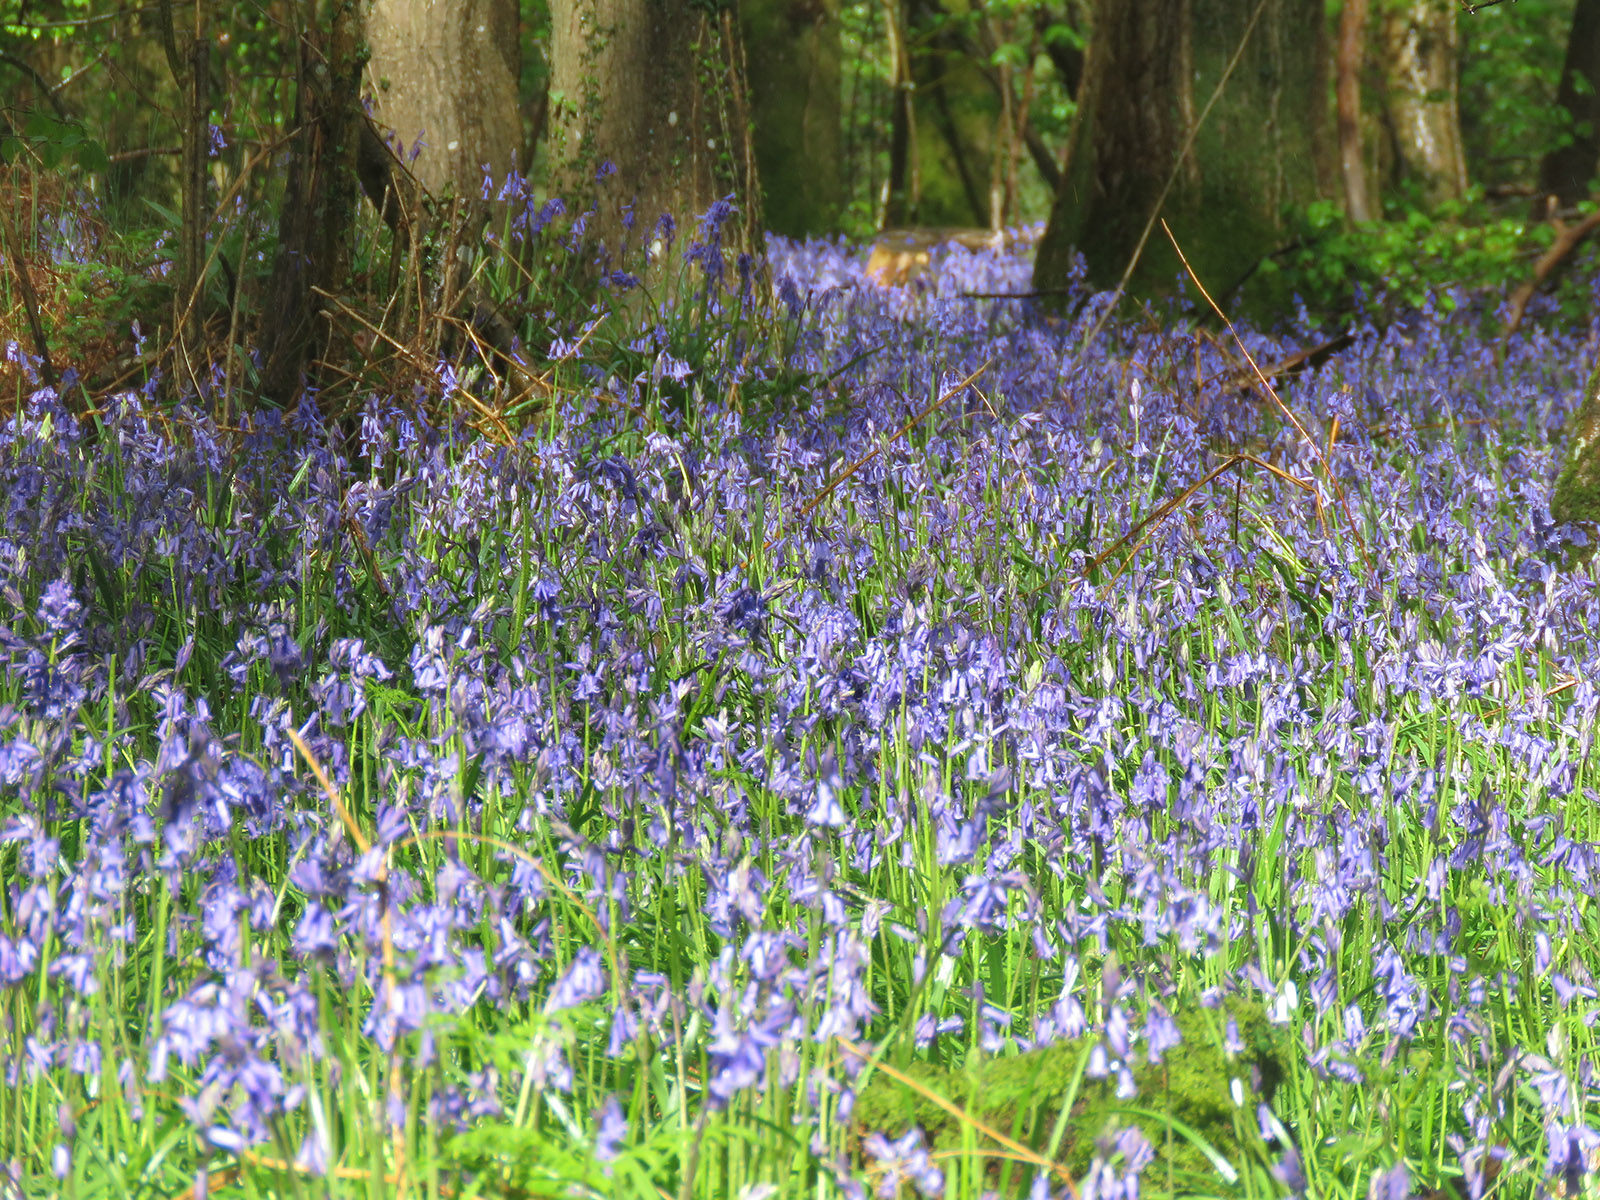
top-left (4, 0), bottom-right (1600, 395)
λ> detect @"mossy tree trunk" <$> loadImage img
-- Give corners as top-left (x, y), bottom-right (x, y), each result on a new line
top-left (1378, 0), bottom-right (1465, 210)
top-left (365, 0), bottom-right (523, 203)
top-left (912, 0), bottom-right (1005, 229)
top-left (546, 0), bottom-right (762, 258)
top-left (743, 0), bottom-right (842, 237)
top-left (1551, 355), bottom-right (1600, 533)
top-left (1032, 0), bottom-right (1326, 298)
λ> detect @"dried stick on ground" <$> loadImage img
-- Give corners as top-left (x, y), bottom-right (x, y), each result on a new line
top-left (1501, 208), bottom-right (1600, 340)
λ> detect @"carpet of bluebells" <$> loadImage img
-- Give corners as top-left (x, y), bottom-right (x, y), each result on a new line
top-left (3, 220), bottom-right (1600, 1200)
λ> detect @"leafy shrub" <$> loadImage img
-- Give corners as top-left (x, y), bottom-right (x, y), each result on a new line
top-left (1240, 196), bottom-right (1598, 329)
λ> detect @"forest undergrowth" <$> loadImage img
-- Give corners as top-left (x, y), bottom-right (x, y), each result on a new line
top-left (2, 218), bottom-right (1600, 1200)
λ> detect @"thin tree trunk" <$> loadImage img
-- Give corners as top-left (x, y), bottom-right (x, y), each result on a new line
top-left (1379, 0), bottom-right (1465, 210)
top-left (157, 0), bottom-right (211, 361)
top-left (1008, 30), bottom-right (1040, 222)
top-left (1534, 0), bottom-right (1600, 217)
top-left (256, 2), bottom-right (365, 404)
top-left (960, 23), bottom-right (1062, 196)
top-left (988, 22), bottom-right (1014, 233)
top-left (882, 0), bottom-right (917, 226)
top-left (928, 82), bottom-right (988, 225)
top-left (1336, 0), bottom-right (1373, 221)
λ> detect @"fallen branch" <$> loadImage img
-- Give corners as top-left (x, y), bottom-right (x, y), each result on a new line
top-left (1207, 328), bottom-right (1357, 394)
top-left (1163, 219), bottom-right (1358, 549)
top-left (793, 360), bottom-right (993, 524)
top-left (1500, 208), bottom-right (1600, 340)
top-left (1084, 451), bottom-right (1319, 579)
top-left (957, 287), bottom-right (1082, 300)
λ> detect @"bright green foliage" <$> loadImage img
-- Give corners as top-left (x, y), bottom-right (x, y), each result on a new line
top-left (1459, 0), bottom-right (1575, 191)
top-left (1247, 196), bottom-right (1594, 326)
top-left (853, 997), bottom-right (1290, 1194)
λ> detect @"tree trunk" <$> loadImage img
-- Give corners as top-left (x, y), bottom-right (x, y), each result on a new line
top-left (909, 0), bottom-right (1025, 228)
top-left (1336, 0), bottom-right (1374, 221)
top-left (546, 0), bottom-right (762, 258)
top-left (1551, 354), bottom-right (1600, 546)
top-left (882, 0), bottom-right (918, 227)
top-left (1534, 0), bottom-right (1600, 217)
top-left (1378, 0), bottom-right (1465, 210)
top-left (1033, 0), bottom-right (1325, 297)
top-left (156, 0), bottom-right (212, 361)
top-left (256, 3), bottom-right (365, 404)
top-left (365, 0), bottom-right (523, 203)
top-left (928, 81), bottom-right (989, 225)
top-left (743, 0), bottom-right (843, 237)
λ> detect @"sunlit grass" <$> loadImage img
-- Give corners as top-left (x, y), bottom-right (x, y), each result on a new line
top-left (2, 227), bottom-right (1598, 1200)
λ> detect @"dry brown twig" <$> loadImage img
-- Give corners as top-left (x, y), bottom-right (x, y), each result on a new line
top-left (1200, 327), bottom-right (1357, 396)
top-left (1086, 451), bottom-right (1321, 581)
top-left (154, 127), bottom-right (302, 397)
top-left (1499, 207), bottom-right (1600, 341)
top-left (1160, 219), bottom-right (1372, 569)
top-left (1058, 226), bottom-right (1369, 589)
top-left (1072, 0), bottom-right (1272, 361)
top-left (793, 359), bottom-right (993, 526)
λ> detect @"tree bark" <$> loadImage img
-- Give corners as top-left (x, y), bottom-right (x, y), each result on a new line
top-left (928, 80), bottom-right (989, 225)
top-left (882, 0), bottom-right (918, 227)
top-left (1336, 0), bottom-right (1374, 221)
top-left (1534, 0), bottom-right (1600, 217)
top-left (905, 0), bottom-right (999, 227)
top-left (365, 0), bottom-right (523, 203)
top-left (742, 0), bottom-right (843, 237)
top-left (546, 0), bottom-right (762, 258)
top-left (1551, 354), bottom-right (1600, 540)
top-left (1033, 0), bottom-right (1325, 297)
top-left (156, 0), bottom-right (212, 359)
top-left (1036, 0), bottom-right (1185, 292)
top-left (1378, 0), bottom-right (1465, 210)
top-left (256, 3), bottom-right (365, 404)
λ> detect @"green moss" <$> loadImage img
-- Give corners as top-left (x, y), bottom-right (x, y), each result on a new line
top-left (741, 0), bottom-right (844, 237)
top-left (852, 996), bottom-right (1290, 1196)
top-left (1549, 354), bottom-right (1600, 568)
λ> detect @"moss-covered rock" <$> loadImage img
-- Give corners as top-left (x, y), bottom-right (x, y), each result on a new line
top-left (852, 996), bottom-right (1291, 1196)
